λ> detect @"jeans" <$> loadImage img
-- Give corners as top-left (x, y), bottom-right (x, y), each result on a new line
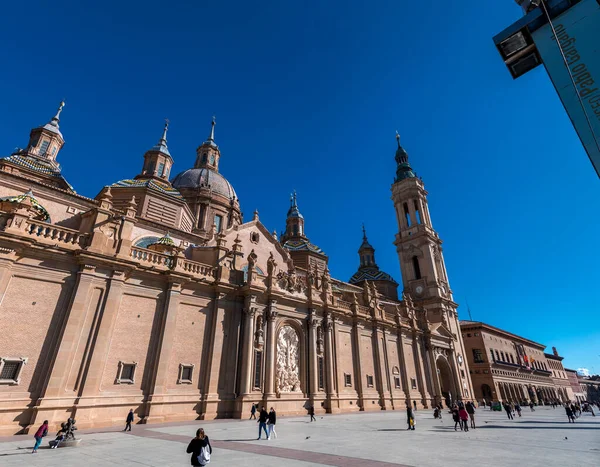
top-left (268, 424), bottom-right (277, 438)
top-left (33, 436), bottom-right (42, 451)
top-left (258, 422), bottom-right (268, 439)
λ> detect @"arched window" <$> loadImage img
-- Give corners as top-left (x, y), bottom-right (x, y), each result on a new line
top-left (404, 203), bottom-right (411, 227)
top-left (414, 200), bottom-right (421, 224)
top-left (134, 236), bottom-right (160, 248)
top-left (293, 224), bottom-right (298, 235)
top-left (412, 256), bottom-right (421, 280)
top-left (201, 154), bottom-right (208, 163)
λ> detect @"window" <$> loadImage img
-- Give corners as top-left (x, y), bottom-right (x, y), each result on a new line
top-left (178, 364), bottom-right (194, 384)
top-left (38, 140), bottom-right (50, 155)
top-left (116, 361), bottom-right (137, 384)
top-left (500, 352), bottom-right (505, 362)
top-left (410, 378), bottom-right (417, 390)
top-left (467, 333), bottom-right (472, 338)
top-left (254, 351), bottom-right (263, 389)
top-left (509, 354), bottom-right (515, 364)
top-left (293, 224), bottom-right (298, 235)
top-left (474, 332), bottom-right (480, 337)
top-left (147, 160), bottom-right (156, 174)
top-left (51, 146), bottom-right (57, 156)
top-left (318, 357), bottom-right (325, 390)
top-left (412, 256), bottom-right (421, 280)
top-left (214, 215), bottom-right (223, 233)
top-left (250, 232), bottom-right (259, 243)
top-left (158, 162), bottom-right (165, 177)
top-left (495, 350), bottom-right (500, 361)
top-left (0, 357), bottom-right (26, 385)
top-left (404, 203), bottom-right (411, 227)
top-left (366, 375), bottom-right (374, 388)
top-left (460, 370), bottom-right (465, 378)
top-left (344, 373), bottom-right (352, 387)
top-left (472, 349), bottom-right (484, 363)
top-left (209, 154), bottom-right (216, 165)
top-left (414, 200), bottom-right (421, 224)
top-left (490, 349), bottom-right (495, 362)
top-left (394, 376), bottom-right (402, 389)
top-left (201, 154), bottom-right (208, 163)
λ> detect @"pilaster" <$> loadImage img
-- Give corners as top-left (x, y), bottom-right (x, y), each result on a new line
top-left (144, 280), bottom-right (183, 423)
top-left (263, 300), bottom-right (278, 398)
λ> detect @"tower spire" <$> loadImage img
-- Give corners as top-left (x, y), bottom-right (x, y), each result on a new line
top-left (394, 131), bottom-right (416, 181)
top-left (207, 116), bottom-right (216, 143)
top-left (49, 100), bottom-right (65, 128)
top-left (160, 118), bottom-right (169, 145)
top-left (362, 223), bottom-right (367, 241)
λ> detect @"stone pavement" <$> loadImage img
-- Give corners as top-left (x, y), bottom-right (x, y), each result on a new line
top-left (0, 406), bottom-right (598, 466)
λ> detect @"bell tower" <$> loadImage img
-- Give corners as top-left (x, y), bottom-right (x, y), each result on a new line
top-left (391, 132), bottom-right (450, 302)
top-left (391, 132), bottom-right (475, 403)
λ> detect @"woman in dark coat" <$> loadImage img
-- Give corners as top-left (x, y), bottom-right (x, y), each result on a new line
top-left (187, 428), bottom-right (212, 466)
top-left (451, 404), bottom-right (461, 431)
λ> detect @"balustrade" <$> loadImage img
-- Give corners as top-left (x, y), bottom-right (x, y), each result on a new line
top-left (25, 220), bottom-right (88, 247)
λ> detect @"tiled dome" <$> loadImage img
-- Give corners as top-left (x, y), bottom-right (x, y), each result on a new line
top-left (171, 167), bottom-right (237, 201)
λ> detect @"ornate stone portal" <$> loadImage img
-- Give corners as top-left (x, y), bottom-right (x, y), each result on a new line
top-left (276, 325), bottom-right (301, 393)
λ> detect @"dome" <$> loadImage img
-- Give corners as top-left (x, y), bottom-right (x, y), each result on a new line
top-left (171, 167), bottom-right (237, 200)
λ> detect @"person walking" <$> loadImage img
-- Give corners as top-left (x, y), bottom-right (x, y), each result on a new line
top-left (267, 407), bottom-right (277, 439)
top-left (451, 405), bottom-right (461, 431)
top-left (124, 409), bottom-right (134, 432)
top-left (257, 406), bottom-right (269, 440)
top-left (32, 420), bottom-right (48, 453)
top-left (406, 405), bottom-right (415, 430)
top-left (515, 403), bottom-right (522, 417)
top-left (250, 403), bottom-right (257, 420)
top-left (186, 428), bottom-right (212, 466)
top-left (565, 404), bottom-right (575, 423)
top-left (309, 405), bottom-right (316, 422)
top-left (529, 401), bottom-right (535, 411)
top-left (504, 403), bottom-right (514, 420)
top-left (466, 401), bottom-right (476, 429)
top-left (459, 406), bottom-right (469, 432)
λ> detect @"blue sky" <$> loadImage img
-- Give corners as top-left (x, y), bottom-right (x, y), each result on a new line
top-left (1, 1), bottom-right (598, 373)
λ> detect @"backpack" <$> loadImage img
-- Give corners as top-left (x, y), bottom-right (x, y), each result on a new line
top-left (198, 445), bottom-right (211, 465)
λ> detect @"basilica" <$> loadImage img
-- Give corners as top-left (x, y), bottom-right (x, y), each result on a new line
top-left (0, 103), bottom-right (474, 434)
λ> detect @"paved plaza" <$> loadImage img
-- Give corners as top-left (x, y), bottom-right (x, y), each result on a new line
top-left (0, 407), bottom-right (598, 467)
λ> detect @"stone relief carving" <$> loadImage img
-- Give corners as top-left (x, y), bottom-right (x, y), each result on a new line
top-left (254, 314), bottom-right (264, 349)
top-left (276, 325), bottom-right (301, 393)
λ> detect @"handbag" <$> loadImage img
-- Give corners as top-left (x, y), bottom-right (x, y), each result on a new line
top-left (198, 445), bottom-right (211, 465)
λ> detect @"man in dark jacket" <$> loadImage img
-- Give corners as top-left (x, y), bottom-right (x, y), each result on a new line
top-left (124, 409), bottom-right (134, 432)
top-left (257, 406), bottom-right (269, 440)
top-left (466, 401), bottom-right (476, 429)
top-left (309, 405), bottom-right (316, 422)
top-left (250, 403), bottom-right (256, 420)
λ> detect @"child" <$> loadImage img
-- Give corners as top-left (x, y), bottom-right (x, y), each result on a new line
top-left (459, 406), bottom-right (469, 432)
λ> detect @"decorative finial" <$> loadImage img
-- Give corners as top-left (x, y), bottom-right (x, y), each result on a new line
top-left (207, 116), bottom-right (216, 142)
top-left (253, 209), bottom-right (259, 221)
top-left (50, 100), bottom-right (65, 126)
top-left (362, 223), bottom-right (367, 240)
top-left (395, 130), bottom-right (400, 147)
top-left (160, 118), bottom-right (169, 143)
top-left (291, 190), bottom-right (297, 207)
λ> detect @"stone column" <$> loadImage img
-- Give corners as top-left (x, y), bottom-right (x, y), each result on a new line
top-left (79, 270), bottom-right (127, 398)
top-left (414, 332), bottom-right (432, 406)
top-left (352, 319), bottom-right (364, 409)
top-left (324, 316), bottom-right (336, 404)
top-left (264, 300), bottom-right (278, 398)
top-left (308, 310), bottom-right (320, 398)
top-left (448, 348), bottom-right (463, 400)
top-left (201, 292), bottom-right (228, 418)
top-left (74, 269), bottom-right (127, 427)
top-left (239, 296), bottom-right (257, 396)
top-left (396, 326), bottom-right (411, 403)
top-left (145, 280), bottom-right (182, 423)
top-left (373, 325), bottom-right (391, 409)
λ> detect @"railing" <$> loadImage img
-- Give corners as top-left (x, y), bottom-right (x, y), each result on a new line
top-left (25, 220), bottom-right (88, 248)
top-left (179, 259), bottom-right (215, 278)
top-left (357, 304), bottom-right (371, 315)
top-left (335, 298), bottom-right (352, 310)
top-left (130, 247), bottom-right (173, 268)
